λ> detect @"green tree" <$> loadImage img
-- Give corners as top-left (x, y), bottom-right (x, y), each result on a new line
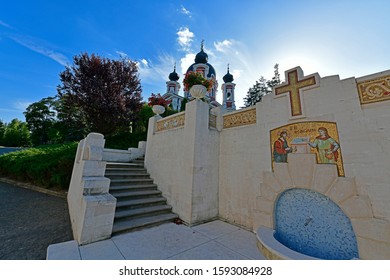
top-left (267, 63), bottom-right (281, 89)
top-left (0, 120), bottom-right (5, 145)
top-left (244, 64), bottom-right (281, 107)
top-left (55, 94), bottom-right (88, 142)
top-left (3, 119), bottom-right (31, 147)
top-left (136, 104), bottom-right (154, 133)
top-left (57, 52), bottom-right (143, 137)
top-left (244, 76), bottom-right (269, 107)
top-left (180, 98), bottom-right (188, 111)
top-left (24, 97), bottom-right (59, 146)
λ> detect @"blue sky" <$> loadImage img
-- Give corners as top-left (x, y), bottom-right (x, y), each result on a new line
top-left (0, 0), bottom-right (389, 123)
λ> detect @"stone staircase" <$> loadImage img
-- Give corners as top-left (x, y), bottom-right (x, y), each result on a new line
top-left (105, 158), bottom-right (178, 235)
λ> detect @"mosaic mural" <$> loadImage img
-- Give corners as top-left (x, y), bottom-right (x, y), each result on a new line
top-left (357, 74), bottom-right (390, 104)
top-left (156, 112), bottom-right (185, 132)
top-left (270, 121), bottom-right (344, 176)
top-left (223, 108), bottom-right (256, 129)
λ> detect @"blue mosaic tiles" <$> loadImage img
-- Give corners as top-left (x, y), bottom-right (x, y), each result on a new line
top-left (274, 188), bottom-right (359, 260)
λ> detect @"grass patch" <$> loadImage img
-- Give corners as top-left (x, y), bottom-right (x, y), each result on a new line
top-left (0, 143), bottom-right (77, 190)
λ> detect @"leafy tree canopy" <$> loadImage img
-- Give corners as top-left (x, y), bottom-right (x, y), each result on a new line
top-left (24, 97), bottom-right (59, 146)
top-left (244, 64), bottom-right (281, 107)
top-left (57, 52), bottom-right (143, 136)
top-left (1, 119), bottom-right (31, 147)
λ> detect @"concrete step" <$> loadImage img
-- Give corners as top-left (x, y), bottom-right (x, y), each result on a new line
top-left (105, 168), bottom-right (148, 174)
top-left (114, 204), bottom-right (173, 219)
top-left (106, 159), bottom-right (179, 236)
top-left (111, 189), bottom-right (162, 199)
top-left (116, 197), bottom-right (167, 208)
top-left (130, 159), bottom-right (145, 164)
top-left (106, 162), bottom-right (144, 169)
top-left (110, 184), bottom-right (158, 192)
top-left (109, 178), bottom-right (154, 185)
top-left (105, 173), bottom-right (151, 179)
top-left (112, 213), bottom-right (178, 234)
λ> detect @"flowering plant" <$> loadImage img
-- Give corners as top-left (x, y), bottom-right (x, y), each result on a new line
top-left (183, 71), bottom-right (213, 92)
top-left (148, 93), bottom-right (171, 107)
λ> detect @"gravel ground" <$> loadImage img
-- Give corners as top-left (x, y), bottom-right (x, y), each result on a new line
top-left (0, 181), bottom-right (73, 260)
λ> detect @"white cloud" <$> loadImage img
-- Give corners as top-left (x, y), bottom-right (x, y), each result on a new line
top-left (179, 53), bottom-right (196, 75)
top-left (13, 100), bottom-right (32, 111)
top-left (0, 108), bottom-right (20, 113)
top-left (231, 69), bottom-right (242, 80)
top-left (0, 20), bottom-right (13, 29)
top-left (137, 53), bottom-right (176, 89)
top-left (10, 35), bottom-right (70, 66)
top-left (116, 50), bottom-right (128, 58)
top-left (177, 27), bottom-right (194, 51)
top-left (214, 40), bottom-right (233, 52)
top-left (180, 5), bottom-right (192, 18)
top-left (140, 59), bottom-right (148, 67)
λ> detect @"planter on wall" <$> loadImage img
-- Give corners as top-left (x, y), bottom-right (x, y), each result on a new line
top-left (189, 84), bottom-right (207, 99)
top-left (152, 105), bottom-right (165, 116)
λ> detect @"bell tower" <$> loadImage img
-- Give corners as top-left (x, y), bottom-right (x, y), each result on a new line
top-left (222, 64), bottom-right (236, 111)
top-left (166, 63), bottom-right (180, 95)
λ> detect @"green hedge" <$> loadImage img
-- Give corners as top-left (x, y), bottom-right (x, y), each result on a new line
top-left (0, 143), bottom-right (77, 190)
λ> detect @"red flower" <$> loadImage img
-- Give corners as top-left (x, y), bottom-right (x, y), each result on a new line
top-left (183, 71), bottom-right (213, 92)
top-left (148, 93), bottom-right (171, 107)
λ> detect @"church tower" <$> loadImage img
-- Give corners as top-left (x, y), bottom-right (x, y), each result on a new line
top-left (166, 63), bottom-right (180, 95)
top-left (162, 64), bottom-right (183, 111)
top-left (184, 41), bottom-right (218, 102)
top-left (221, 65), bottom-right (236, 111)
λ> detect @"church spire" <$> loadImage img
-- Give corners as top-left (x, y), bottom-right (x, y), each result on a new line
top-left (222, 64), bottom-right (236, 111)
top-left (223, 63), bottom-right (234, 83)
top-left (168, 62), bottom-right (179, 81)
top-left (195, 40), bottom-right (208, 64)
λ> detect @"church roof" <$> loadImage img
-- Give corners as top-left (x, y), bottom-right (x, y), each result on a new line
top-left (195, 49), bottom-right (208, 64)
top-left (186, 40), bottom-right (216, 78)
top-left (195, 40), bottom-right (208, 63)
top-left (168, 64), bottom-right (179, 81)
top-left (186, 63), bottom-right (216, 78)
top-left (223, 65), bottom-right (234, 83)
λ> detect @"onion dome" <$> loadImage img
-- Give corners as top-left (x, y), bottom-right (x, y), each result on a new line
top-left (186, 40), bottom-right (216, 78)
top-left (194, 40), bottom-right (208, 63)
top-left (168, 63), bottom-right (179, 81)
top-left (223, 65), bottom-right (234, 83)
top-left (186, 63), bottom-right (216, 78)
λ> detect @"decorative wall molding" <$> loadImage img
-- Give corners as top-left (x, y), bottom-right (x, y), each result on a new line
top-left (209, 113), bottom-right (217, 129)
top-left (357, 75), bottom-right (390, 104)
top-left (223, 108), bottom-right (256, 129)
top-left (156, 112), bottom-right (185, 132)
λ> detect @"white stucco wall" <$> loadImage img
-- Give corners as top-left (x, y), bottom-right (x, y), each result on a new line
top-left (218, 108), bottom-right (265, 229)
top-left (145, 100), bottom-right (219, 225)
top-left (144, 67), bottom-right (390, 258)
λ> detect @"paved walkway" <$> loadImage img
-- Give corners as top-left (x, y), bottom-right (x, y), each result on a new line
top-left (47, 220), bottom-right (266, 260)
top-left (0, 181), bottom-right (73, 260)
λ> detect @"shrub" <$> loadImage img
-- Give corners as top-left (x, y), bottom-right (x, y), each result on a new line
top-left (105, 131), bottom-right (146, 150)
top-left (0, 143), bottom-right (77, 190)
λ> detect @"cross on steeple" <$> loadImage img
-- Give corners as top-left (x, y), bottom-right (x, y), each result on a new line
top-left (200, 39), bottom-right (204, 51)
top-left (274, 67), bottom-right (319, 117)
